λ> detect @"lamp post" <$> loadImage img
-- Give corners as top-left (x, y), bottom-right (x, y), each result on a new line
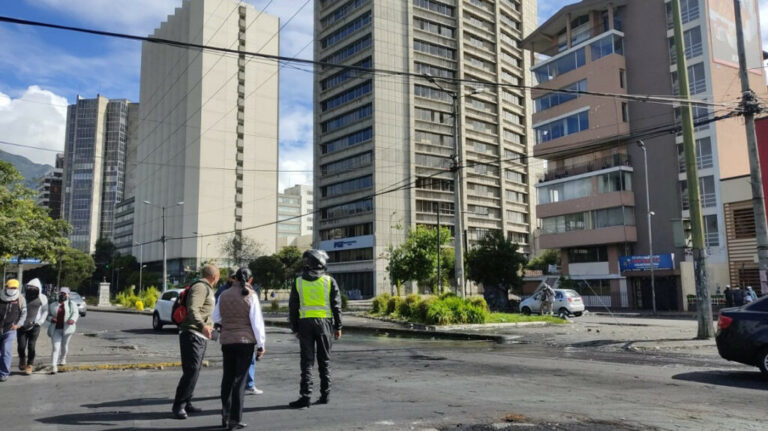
top-left (423, 73), bottom-right (485, 297)
top-left (637, 141), bottom-right (656, 314)
top-left (144, 200), bottom-right (184, 292)
top-left (135, 241), bottom-right (144, 292)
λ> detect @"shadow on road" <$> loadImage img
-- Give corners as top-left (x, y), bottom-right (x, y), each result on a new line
top-left (122, 328), bottom-right (178, 336)
top-left (82, 396), bottom-right (218, 409)
top-left (38, 404), bottom-right (291, 427)
top-left (672, 370), bottom-right (768, 390)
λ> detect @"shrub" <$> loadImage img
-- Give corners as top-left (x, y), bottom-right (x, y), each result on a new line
top-left (386, 296), bottom-right (403, 315)
top-left (270, 299), bottom-right (280, 311)
top-left (341, 291), bottom-right (349, 311)
top-left (426, 300), bottom-right (454, 325)
top-left (439, 291), bottom-right (457, 300)
top-left (465, 304), bottom-right (489, 324)
top-left (134, 300), bottom-right (144, 311)
top-left (399, 294), bottom-right (421, 319)
top-left (371, 293), bottom-right (391, 314)
top-left (467, 296), bottom-right (488, 311)
top-left (415, 296), bottom-right (437, 322)
top-left (141, 286), bottom-right (160, 309)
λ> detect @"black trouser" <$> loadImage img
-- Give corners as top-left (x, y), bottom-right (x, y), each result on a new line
top-left (298, 318), bottom-right (334, 397)
top-left (17, 325), bottom-right (40, 365)
top-left (221, 343), bottom-right (255, 424)
top-left (173, 331), bottom-right (208, 409)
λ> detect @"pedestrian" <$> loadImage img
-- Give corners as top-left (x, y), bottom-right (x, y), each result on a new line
top-left (288, 249), bottom-right (342, 409)
top-left (47, 287), bottom-right (78, 374)
top-left (745, 286), bottom-right (755, 304)
top-left (746, 286), bottom-right (757, 301)
top-left (172, 264), bottom-right (220, 420)
top-left (540, 283), bottom-right (555, 316)
top-left (213, 267), bottom-right (265, 430)
top-left (17, 278), bottom-right (48, 375)
top-left (216, 268), bottom-right (237, 303)
top-left (732, 286), bottom-right (745, 307)
top-left (245, 282), bottom-right (264, 397)
top-left (0, 279), bottom-right (27, 382)
top-left (724, 285), bottom-right (733, 307)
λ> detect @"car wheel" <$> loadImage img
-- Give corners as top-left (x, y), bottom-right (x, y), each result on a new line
top-left (558, 308), bottom-right (569, 318)
top-left (573, 311), bottom-right (583, 317)
top-left (152, 312), bottom-right (164, 331)
top-left (80, 312), bottom-right (86, 317)
top-left (521, 306), bottom-right (531, 316)
top-left (758, 347), bottom-right (768, 375)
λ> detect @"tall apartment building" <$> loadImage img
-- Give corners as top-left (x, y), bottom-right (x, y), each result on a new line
top-left (133, 0), bottom-right (279, 280)
top-left (523, 0), bottom-right (766, 310)
top-left (278, 184), bottom-right (314, 248)
top-left (314, 0), bottom-right (538, 297)
top-left (62, 96), bottom-right (137, 253)
top-left (37, 153), bottom-right (63, 219)
top-left (113, 103), bottom-right (140, 256)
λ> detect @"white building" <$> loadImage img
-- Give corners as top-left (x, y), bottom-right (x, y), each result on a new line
top-left (133, 0), bottom-right (279, 279)
top-left (277, 184), bottom-right (314, 249)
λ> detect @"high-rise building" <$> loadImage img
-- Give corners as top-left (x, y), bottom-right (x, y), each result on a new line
top-left (113, 103), bottom-right (140, 256)
top-left (133, 0), bottom-right (279, 280)
top-left (314, 0), bottom-right (538, 297)
top-left (523, 0), bottom-right (766, 310)
top-left (37, 153), bottom-right (64, 220)
top-left (277, 184), bottom-right (314, 248)
top-left (62, 96), bottom-right (137, 253)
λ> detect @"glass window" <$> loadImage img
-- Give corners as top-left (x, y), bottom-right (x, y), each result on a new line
top-left (534, 79), bottom-right (586, 113)
top-left (532, 48), bottom-right (586, 84)
top-left (321, 11), bottom-right (371, 48)
top-left (535, 111), bottom-right (589, 144)
top-left (704, 214), bottom-right (719, 247)
top-left (590, 34), bottom-right (624, 61)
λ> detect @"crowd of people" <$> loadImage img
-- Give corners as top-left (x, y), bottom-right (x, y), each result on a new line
top-left (0, 278), bottom-right (80, 381)
top-left (723, 284), bottom-right (759, 307)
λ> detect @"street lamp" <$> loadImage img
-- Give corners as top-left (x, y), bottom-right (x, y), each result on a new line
top-left (144, 200), bottom-right (184, 292)
top-left (637, 140), bottom-right (656, 315)
top-left (135, 241), bottom-right (144, 292)
top-left (424, 73), bottom-right (485, 297)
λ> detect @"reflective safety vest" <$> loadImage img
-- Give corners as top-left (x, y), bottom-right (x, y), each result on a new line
top-left (297, 276), bottom-right (331, 319)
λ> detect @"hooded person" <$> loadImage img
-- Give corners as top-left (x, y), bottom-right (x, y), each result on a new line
top-left (288, 249), bottom-right (342, 409)
top-left (46, 287), bottom-right (79, 374)
top-left (17, 278), bottom-right (48, 374)
top-left (1, 279), bottom-right (27, 381)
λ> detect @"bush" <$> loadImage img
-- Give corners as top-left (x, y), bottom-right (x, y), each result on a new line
top-left (371, 293), bottom-right (391, 314)
top-left (386, 296), bottom-right (403, 315)
top-left (467, 296), bottom-right (488, 311)
top-left (426, 300), bottom-right (454, 325)
top-left (439, 291), bottom-right (457, 300)
top-left (141, 286), bottom-right (160, 309)
top-left (465, 304), bottom-right (489, 324)
top-left (341, 291), bottom-right (349, 311)
top-left (270, 299), bottom-right (280, 311)
top-left (134, 300), bottom-right (144, 311)
top-left (399, 294), bottom-right (421, 319)
top-left (423, 296), bottom-right (489, 325)
top-left (415, 296), bottom-right (437, 322)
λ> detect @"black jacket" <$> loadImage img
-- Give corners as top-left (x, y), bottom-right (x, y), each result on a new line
top-left (289, 268), bottom-right (342, 332)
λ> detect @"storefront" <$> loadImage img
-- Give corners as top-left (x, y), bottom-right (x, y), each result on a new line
top-left (620, 254), bottom-right (683, 311)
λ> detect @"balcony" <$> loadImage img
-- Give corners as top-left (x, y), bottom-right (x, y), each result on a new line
top-left (540, 153), bottom-right (631, 183)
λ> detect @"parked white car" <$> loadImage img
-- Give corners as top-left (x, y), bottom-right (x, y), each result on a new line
top-left (152, 289), bottom-right (183, 330)
top-left (520, 288), bottom-right (585, 317)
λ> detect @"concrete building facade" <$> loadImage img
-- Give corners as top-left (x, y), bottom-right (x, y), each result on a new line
top-left (278, 184), bottom-right (314, 247)
top-left (523, 0), bottom-right (767, 310)
top-left (314, 0), bottom-right (539, 298)
top-left (37, 153), bottom-right (63, 220)
top-left (62, 96), bottom-right (137, 253)
top-left (133, 0), bottom-right (279, 281)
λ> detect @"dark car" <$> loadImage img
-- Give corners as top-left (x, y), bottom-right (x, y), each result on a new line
top-left (715, 295), bottom-right (768, 374)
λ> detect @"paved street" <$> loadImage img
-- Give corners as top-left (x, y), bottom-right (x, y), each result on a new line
top-left (0, 311), bottom-right (764, 430)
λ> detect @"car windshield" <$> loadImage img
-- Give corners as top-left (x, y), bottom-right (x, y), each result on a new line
top-left (563, 290), bottom-right (580, 297)
top-left (69, 292), bottom-right (81, 300)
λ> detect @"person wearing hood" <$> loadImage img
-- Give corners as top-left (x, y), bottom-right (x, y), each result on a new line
top-left (47, 287), bottom-right (79, 374)
top-left (1, 279), bottom-right (27, 382)
top-left (288, 249), bottom-right (342, 409)
top-left (17, 278), bottom-right (48, 375)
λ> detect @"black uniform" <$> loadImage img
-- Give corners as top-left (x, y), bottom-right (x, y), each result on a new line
top-left (289, 268), bottom-right (342, 399)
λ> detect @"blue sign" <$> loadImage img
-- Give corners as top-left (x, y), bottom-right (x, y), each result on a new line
top-left (319, 235), bottom-right (374, 252)
top-left (619, 254), bottom-right (675, 272)
top-left (2, 257), bottom-right (42, 265)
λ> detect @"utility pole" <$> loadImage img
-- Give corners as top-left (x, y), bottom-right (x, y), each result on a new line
top-left (637, 141), bottom-right (656, 315)
top-left (733, 0), bottom-right (768, 296)
top-left (672, 0), bottom-right (713, 338)
top-left (450, 92), bottom-right (466, 297)
top-left (436, 206), bottom-right (442, 294)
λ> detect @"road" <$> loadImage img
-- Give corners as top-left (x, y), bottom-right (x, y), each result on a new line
top-left (0, 311), bottom-right (764, 431)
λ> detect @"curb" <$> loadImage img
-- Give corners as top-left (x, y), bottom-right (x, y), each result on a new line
top-left (46, 360), bottom-right (211, 373)
top-left (90, 307), bottom-right (154, 316)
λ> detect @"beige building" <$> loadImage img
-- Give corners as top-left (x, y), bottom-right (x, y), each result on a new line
top-left (133, 0), bottom-right (279, 280)
top-left (314, 0), bottom-right (539, 297)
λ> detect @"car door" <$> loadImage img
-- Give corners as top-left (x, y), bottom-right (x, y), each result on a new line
top-left (554, 290), bottom-right (565, 310)
top-left (530, 293), bottom-right (542, 313)
top-left (158, 291), bottom-right (178, 322)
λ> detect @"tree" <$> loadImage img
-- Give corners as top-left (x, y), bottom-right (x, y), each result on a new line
top-left (0, 161), bottom-right (70, 264)
top-left (220, 234), bottom-right (263, 268)
top-left (527, 248), bottom-right (560, 273)
top-left (58, 247), bottom-right (96, 291)
top-left (275, 246), bottom-right (303, 287)
top-left (385, 225), bottom-right (452, 294)
top-left (249, 255), bottom-right (285, 300)
top-left (92, 238), bottom-right (117, 286)
top-left (466, 230), bottom-right (527, 311)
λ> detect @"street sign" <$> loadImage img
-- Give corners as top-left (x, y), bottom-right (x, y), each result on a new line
top-left (2, 257), bottom-right (42, 265)
top-left (619, 254), bottom-right (675, 272)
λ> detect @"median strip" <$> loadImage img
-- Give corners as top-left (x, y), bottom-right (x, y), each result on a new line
top-left (43, 360), bottom-right (210, 373)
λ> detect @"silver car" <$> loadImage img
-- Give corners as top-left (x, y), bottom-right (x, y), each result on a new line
top-left (520, 288), bottom-right (585, 317)
top-left (69, 291), bottom-right (87, 317)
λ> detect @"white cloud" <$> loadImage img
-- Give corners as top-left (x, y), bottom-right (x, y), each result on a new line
top-left (278, 105), bottom-right (313, 192)
top-left (28, 0), bottom-right (182, 35)
top-left (0, 86), bottom-right (68, 165)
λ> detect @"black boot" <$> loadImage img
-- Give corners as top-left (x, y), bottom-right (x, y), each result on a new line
top-left (289, 396), bottom-right (311, 409)
top-left (316, 393), bottom-right (330, 405)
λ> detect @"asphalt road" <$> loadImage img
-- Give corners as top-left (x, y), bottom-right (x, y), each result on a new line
top-left (0, 311), bottom-right (764, 431)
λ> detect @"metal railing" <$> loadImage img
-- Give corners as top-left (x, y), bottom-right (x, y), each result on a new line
top-left (541, 154), bottom-right (631, 182)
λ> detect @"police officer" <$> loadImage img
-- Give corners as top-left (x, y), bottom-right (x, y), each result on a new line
top-left (288, 249), bottom-right (342, 409)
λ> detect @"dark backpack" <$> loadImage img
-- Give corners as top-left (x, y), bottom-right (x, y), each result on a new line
top-left (171, 284), bottom-right (194, 325)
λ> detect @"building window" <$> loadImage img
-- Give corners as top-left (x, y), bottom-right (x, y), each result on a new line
top-left (321, 11), bottom-right (371, 49)
top-left (671, 62), bottom-right (706, 95)
top-left (414, 84), bottom-right (452, 102)
top-left (733, 208), bottom-right (756, 239)
top-left (534, 79), bottom-right (587, 113)
top-left (413, 0), bottom-right (454, 17)
top-left (322, 34), bottom-right (372, 66)
top-left (669, 26), bottom-right (702, 64)
top-left (504, 169), bottom-right (526, 184)
top-left (680, 176), bottom-right (716, 210)
top-left (321, 175), bottom-right (373, 197)
top-left (320, 222), bottom-right (372, 240)
top-left (321, 0), bottom-right (370, 29)
top-left (665, 0), bottom-right (700, 29)
top-left (321, 81), bottom-right (372, 112)
top-left (321, 104), bottom-right (373, 133)
top-left (322, 127), bottom-right (372, 154)
top-left (619, 69), bottom-right (626, 89)
top-left (704, 214), bottom-right (719, 247)
top-left (621, 102), bottom-right (628, 122)
top-left (414, 17), bottom-right (454, 38)
top-left (541, 207), bottom-right (635, 234)
top-left (532, 48), bottom-right (586, 84)
top-left (321, 58), bottom-right (372, 91)
top-left (321, 151), bottom-right (372, 175)
top-left (321, 198), bottom-right (373, 220)
top-left (567, 246), bottom-right (608, 263)
top-left (534, 110), bottom-right (589, 144)
top-left (590, 34), bottom-right (623, 61)
top-left (327, 247), bottom-right (373, 262)
top-left (415, 62), bottom-right (454, 79)
top-left (414, 39), bottom-right (455, 59)
top-left (677, 137), bottom-right (713, 172)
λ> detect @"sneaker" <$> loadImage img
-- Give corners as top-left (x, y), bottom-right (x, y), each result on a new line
top-left (288, 396), bottom-right (310, 409)
top-left (59, 358), bottom-right (67, 366)
top-left (50, 366), bottom-right (57, 375)
top-left (245, 387), bottom-right (263, 395)
top-left (0, 375), bottom-right (8, 382)
top-left (24, 365), bottom-right (33, 375)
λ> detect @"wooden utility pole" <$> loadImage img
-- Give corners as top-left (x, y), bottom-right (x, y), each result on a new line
top-left (671, 0), bottom-right (713, 338)
top-left (733, 0), bottom-right (768, 296)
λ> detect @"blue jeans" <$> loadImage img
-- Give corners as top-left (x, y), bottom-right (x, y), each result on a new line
top-left (0, 331), bottom-right (17, 377)
top-left (245, 354), bottom-right (256, 389)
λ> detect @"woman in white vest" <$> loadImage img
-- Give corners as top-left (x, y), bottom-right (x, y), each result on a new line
top-left (47, 287), bottom-right (79, 374)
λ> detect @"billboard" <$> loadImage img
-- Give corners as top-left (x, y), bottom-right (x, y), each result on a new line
top-left (619, 254), bottom-right (676, 272)
top-left (708, 0), bottom-right (762, 70)
top-left (318, 235), bottom-right (374, 252)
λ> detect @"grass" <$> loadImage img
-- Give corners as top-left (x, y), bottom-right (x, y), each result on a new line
top-left (487, 313), bottom-right (567, 324)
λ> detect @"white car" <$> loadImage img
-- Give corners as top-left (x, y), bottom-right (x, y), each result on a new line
top-left (520, 288), bottom-right (585, 317)
top-left (152, 289), bottom-right (183, 330)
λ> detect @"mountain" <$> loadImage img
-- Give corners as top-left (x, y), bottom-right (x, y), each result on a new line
top-left (0, 149), bottom-right (54, 188)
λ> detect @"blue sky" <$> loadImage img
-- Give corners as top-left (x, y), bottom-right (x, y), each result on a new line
top-left (0, 0), bottom-right (765, 190)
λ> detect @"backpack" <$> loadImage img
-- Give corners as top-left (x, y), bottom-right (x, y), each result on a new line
top-left (171, 284), bottom-right (194, 325)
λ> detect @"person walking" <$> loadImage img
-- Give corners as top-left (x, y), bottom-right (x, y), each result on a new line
top-left (745, 286), bottom-right (755, 304)
top-left (172, 264), bottom-right (219, 420)
top-left (17, 278), bottom-right (47, 375)
top-left (47, 287), bottom-right (77, 374)
top-left (540, 283), bottom-right (555, 316)
top-left (288, 250), bottom-right (342, 409)
top-left (213, 267), bottom-right (265, 430)
top-left (1, 279), bottom-right (27, 382)
top-left (724, 285), bottom-right (733, 308)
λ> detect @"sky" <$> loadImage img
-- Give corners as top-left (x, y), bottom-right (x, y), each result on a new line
top-left (0, 0), bottom-right (766, 192)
